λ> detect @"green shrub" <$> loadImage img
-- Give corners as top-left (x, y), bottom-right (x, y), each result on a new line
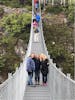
top-left (0, 7), bottom-right (4, 17)
top-left (0, 0), bottom-right (32, 8)
top-left (61, 4), bottom-right (74, 23)
top-left (1, 13), bottom-right (31, 41)
top-left (43, 22), bottom-right (74, 78)
top-left (46, 5), bottom-right (63, 14)
top-left (0, 12), bottom-right (31, 76)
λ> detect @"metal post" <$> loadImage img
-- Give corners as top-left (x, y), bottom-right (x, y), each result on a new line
top-left (69, 0), bottom-right (72, 5)
top-left (43, 0), bottom-right (46, 9)
top-left (67, 73), bottom-right (71, 98)
top-left (58, 68), bottom-right (62, 71)
top-left (63, 0), bottom-right (65, 6)
top-left (52, 0), bottom-right (54, 6)
top-left (53, 63), bottom-right (56, 66)
top-left (50, 59), bottom-right (53, 63)
top-left (61, 0), bottom-right (63, 5)
top-left (8, 73), bottom-right (12, 100)
top-left (74, 6), bottom-right (75, 80)
top-left (15, 67), bottom-right (19, 100)
top-left (8, 73), bottom-right (12, 78)
top-left (67, 73), bottom-right (71, 78)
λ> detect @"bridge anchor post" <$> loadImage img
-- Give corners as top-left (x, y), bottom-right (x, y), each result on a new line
top-left (8, 73), bottom-right (12, 100)
top-left (67, 73), bottom-right (71, 78)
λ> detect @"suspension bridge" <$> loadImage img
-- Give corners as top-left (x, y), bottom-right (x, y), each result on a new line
top-left (0, 0), bottom-right (75, 100)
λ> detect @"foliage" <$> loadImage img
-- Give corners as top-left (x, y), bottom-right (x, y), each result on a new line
top-left (45, 4), bottom-right (74, 23)
top-left (43, 22), bottom-right (74, 78)
top-left (45, 5), bottom-right (63, 14)
top-left (0, 13), bottom-right (31, 76)
top-left (63, 4), bottom-right (74, 23)
top-left (0, 0), bottom-right (32, 8)
top-left (1, 13), bottom-right (31, 43)
top-left (0, 7), bottom-right (4, 17)
top-left (0, 37), bottom-right (20, 74)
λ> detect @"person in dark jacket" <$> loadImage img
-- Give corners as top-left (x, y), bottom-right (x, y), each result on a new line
top-left (26, 54), bottom-right (35, 85)
top-left (34, 55), bottom-right (41, 85)
top-left (41, 58), bottom-right (49, 86)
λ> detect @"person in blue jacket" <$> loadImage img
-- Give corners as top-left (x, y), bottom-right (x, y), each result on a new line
top-left (35, 14), bottom-right (40, 23)
top-left (26, 54), bottom-right (35, 85)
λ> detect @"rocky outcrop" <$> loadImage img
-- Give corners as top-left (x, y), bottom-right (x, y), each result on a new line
top-left (15, 39), bottom-right (27, 60)
top-left (42, 13), bottom-right (67, 25)
top-left (0, 5), bottom-right (28, 14)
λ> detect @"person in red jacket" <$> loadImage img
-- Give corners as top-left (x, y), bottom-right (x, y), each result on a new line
top-left (34, 0), bottom-right (38, 4)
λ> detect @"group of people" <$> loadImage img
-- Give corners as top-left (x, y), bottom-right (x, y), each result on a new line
top-left (26, 53), bottom-right (49, 86)
top-left (33, 0), bottom-right (40, 34)
top-left (26, 1), bottom-right (49, 86)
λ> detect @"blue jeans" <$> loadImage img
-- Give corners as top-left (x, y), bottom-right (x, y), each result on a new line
top-left (28, 72), bottom-right (33, 85)
top-left (35, 71), bottom-right (40, 83)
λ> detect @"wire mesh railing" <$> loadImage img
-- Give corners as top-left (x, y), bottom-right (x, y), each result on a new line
top-left (0, 0), bottom-right (34, 99)
top-left (39, 0), bottom-right (75, 100)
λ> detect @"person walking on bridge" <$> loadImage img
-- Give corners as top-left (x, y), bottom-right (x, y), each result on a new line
top-left (34, 0), bottom-right (39, 11)
top-left (33, 55), bottom-right (41, 85)
top-left (40, 55), bottom-right (49, 86)
top-left (35, 13), bottom-right (40, 23)
top-left (33, 19), bottom-right (38, 28)
top-left (26, 54), bottom-right (35, 85)
top-left (34, 0), bottom-right (38, 4)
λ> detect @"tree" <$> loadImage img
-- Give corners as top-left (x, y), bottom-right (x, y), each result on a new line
top-left (0, 12), bottom-right (31, 80)
top-left (43, 21), bottom-right (74, 78)
top-left (1, 13), bottom-right (31, 38)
